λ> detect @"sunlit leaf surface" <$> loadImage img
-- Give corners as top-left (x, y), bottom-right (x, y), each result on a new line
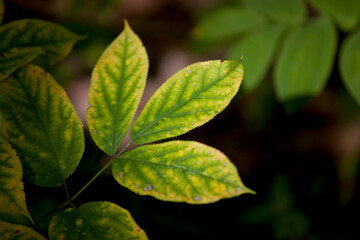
top-left (131, 60), bottom-right (243, 145)
top-left (0, 64), bottom-right (84, 187)
top-left (113, 141), bottom-right (254, 204)
top-left (87, 21), bottom-right (148, 156)
top-left (49, 202), bottom-right (148, 240)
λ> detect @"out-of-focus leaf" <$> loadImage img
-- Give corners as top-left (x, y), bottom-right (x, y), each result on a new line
top-left (130, 60), bottom-right (243, 145)
top-left (193, 6), bottom-right (265, 42)
top-left (0, 135), bottom-right (32, 223)
top-left (242, 0), bottom-right (306, 25)
top-left (87, 21), bottom-right (148, 156)
top-left (0, 220), bottom-right (46, 240)
top-left (0, 19), bottom-right (82, 66)
top-left (0, 64), bottom-right (84, 187)
top-left (309, 0), bottom-right (360, 32)
top-left (0, 47), bottom-right (43, 82)
top-left (113, 141), bottom-right (254, 204)
top-left (274, 16), bottom-right (337, 102)
top-left (49, 202), bottom-right (148, 240)
top-left (340, 29), bottom-right (360, 106)
top-left (0, 0), bottom-right (4, 25)
top-left (228, 23), bottom-right (284, 92)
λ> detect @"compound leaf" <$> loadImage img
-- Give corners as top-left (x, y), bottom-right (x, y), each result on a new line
top-left (130, 60), bottom-right (243, 145)
top-left (0, 220), bottom-right (46, 240)
top-left (87, 20), bottom-right (148, 156)
top-left (0, 64), bottom-right (84, 187)
top-left (113, 141), bottom-right (254, 204)
top-left (309, 0), bottom-right (360, 32)
top-left (242, 0), bottom-right (306, 25)
top-left (228, 23), bottom-right (284, 92)
top-left (193, 6), bottom-right (265, 42)
top-left (0, 19), bottom-right (82, 80)
top-left (274, 16), bottom-right (337, 102)
top-left (340, 29), bottom-right (360, 106)
top-left (49, 201), bottom-right (148, 240)
top-left (0, 135), bottom-right (32, 223)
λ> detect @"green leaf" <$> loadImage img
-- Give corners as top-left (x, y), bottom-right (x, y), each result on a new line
top-left (227, 23), bottom-right (284, 92)
top-left (340, 29), bottom-right (360, 107)
top-left (0, 220), bottom-right (46, 240)
top-left (48, 201), bottom-right (148, 240)
top-left (131, 60), bottom-right (243, 145)
top-left (87, 20), bottom-right (148, 156)
top-left (193, 6), bottom-right (265, 42)
top-left (309, 0), bottom-right (360, 32)
top-left (241, 0), bottom-right (306, 25)
top-left (274, 16), bottom-right (337, 102)
top-left (0, 64), bottom-right (84, 187)
top-left (0, 0), bottom-right (4, 25)
top-left (0, 47), bottom-right (44, 82)
top-left (113, 141), bottom-right (254, 204)
top-left (0, 19), bottom-right (82, 67)
top-left (0, 135), bottom-right (32, 223)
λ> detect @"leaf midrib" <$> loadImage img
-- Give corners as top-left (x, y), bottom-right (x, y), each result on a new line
top-left (14, 72), bottom-right (65, 183)
top-left (132, 61), bottom-right (241, 141)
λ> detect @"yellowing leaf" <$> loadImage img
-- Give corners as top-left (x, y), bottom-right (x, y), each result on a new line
top-left (0, 19), bottom-right (82, 81)
top-left (113, 141), bottom-right (254, 204)
top-left (274, 16), bottom-right (337, 101)
top-left (0, 64), bottom-right (84, 187)
top-left (130, 60), bottom-right (243, 145)
top-left (87, 20), bottom-right (148, 156)
top-left (340, 29), bottom-right (360, 106)
top-left (0, 47), bottom-right (43, 82)
top-left (0, 135), bottom-right (32, 223)
top-left (49, 201), bottom-right (148, 240)
top-left (0, 220), bottom-right (46, 240)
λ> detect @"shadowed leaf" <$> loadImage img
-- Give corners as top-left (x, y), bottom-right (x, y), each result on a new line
top-left (0, 220), bottom-right (46, 240)
top-left (131, 60), bottom-right (243, 145)
top-left (340, 29), bottom-right (360, 106)
top-left (49, 202), bottom-right (148, 240)
top-left (228, 23), bottom-right (284, 92)
top-left (309, 0), bottom-right (360, 32)
top-left (87, 20), bottom-right (148, 156)
top-left (0, 64), bottom-right (84, 187)
top-left (113, 141), bottom-right (254, 204)
top-left (0, 135), bottom-right (32, 223)
top-left (0, 19), bottom-right (82, 81)
top-left (274, 16), bottom-right (337, 102)
top-left (193, 6), bottom-right (265, 42)
top-left (242, 0), bottom-right (306, 25)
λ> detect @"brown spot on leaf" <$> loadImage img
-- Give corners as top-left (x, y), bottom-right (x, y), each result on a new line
top-left (13, 230), bottom-right (20, 235)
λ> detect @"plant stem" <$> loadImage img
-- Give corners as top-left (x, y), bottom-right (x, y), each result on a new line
top-left (42, 141), bottom-right (134, 219)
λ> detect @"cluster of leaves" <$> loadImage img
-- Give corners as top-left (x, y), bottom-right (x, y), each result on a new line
top-left (193, 0), bottom-right (360, 110)
top-left (0, 2), bottom-right (253, 239)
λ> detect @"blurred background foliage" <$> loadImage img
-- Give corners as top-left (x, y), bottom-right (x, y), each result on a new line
top-left (1, 0), bottom-right (360, 239)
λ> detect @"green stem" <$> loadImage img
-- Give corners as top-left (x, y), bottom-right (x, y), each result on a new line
top-left (42, 141), bottom-right (134, 219)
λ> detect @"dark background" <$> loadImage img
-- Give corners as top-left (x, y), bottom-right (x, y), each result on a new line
top-left (2, 0), bottom-right (360, 239)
